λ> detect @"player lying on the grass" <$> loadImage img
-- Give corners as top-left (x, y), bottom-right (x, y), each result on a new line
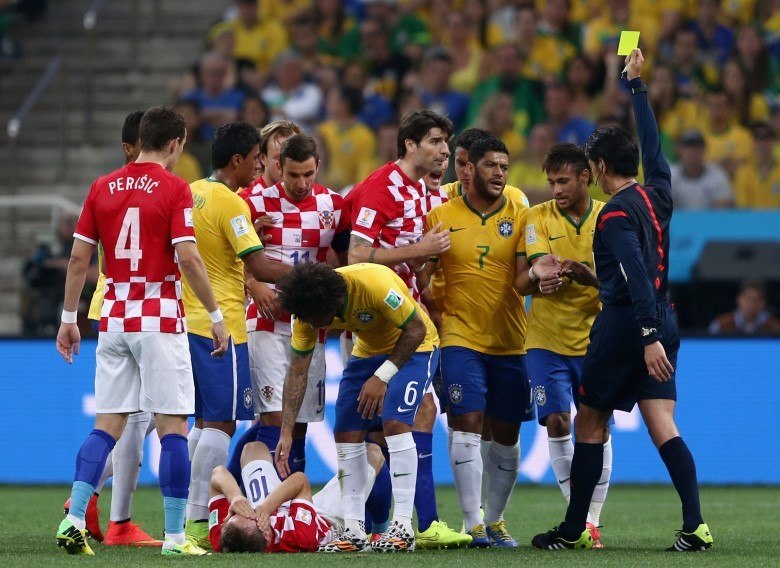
top-left (208, 440), bottom-right (385, 552)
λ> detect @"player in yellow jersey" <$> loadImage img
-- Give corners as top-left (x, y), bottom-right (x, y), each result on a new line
top-left (182, 122), bottom-right (291, 548)
top-left (273, 262), bottom-right (439, 553)
top-left (525, 144), bottom-right (611, 548)
top-left (418, 137), bottom-right (562, 548)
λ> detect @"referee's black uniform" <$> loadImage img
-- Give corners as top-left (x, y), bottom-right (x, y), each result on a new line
top-left (579, 76), bottom-right (679, 411)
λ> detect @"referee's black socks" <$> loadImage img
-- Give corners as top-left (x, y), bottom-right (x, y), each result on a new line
top-left (659, 436), bottom-right (704, 533)
top-left (560, 442), bottom-right (603, 540)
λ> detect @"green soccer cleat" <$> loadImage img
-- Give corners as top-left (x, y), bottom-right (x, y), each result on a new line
top-left (161, 539), bottom-right (209, 556)
top-left (416, 520), bottom-right (472, 549)
top-left (666, 523), bottom-right (713, 552)
top-left (184, 519), bottom-right (211, 550)
top-left (56, 518), bottom-right (95, 555)
top-left (531, 525), bottom-right (593, 550)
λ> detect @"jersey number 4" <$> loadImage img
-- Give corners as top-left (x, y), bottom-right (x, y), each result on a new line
top-left (116, 207), bottom-right (143, 271)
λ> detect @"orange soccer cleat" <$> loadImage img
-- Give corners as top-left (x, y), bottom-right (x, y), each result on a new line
top-left (105, 520), bottom-right (163, 547)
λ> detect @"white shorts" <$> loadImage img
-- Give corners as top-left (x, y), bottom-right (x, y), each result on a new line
top-left (95, 332), bottom-right (194, 415)
top-left (248, 331), bottom-right (326, 422)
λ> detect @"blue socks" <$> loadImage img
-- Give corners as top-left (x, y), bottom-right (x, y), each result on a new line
top-left (227, 424), bottom-right (282, 481)
top-left (412, 431), bottom-right (438, 532)
top-left (289, 438), bottom-right (306, 473)
top-left (561, 442), bottom-right (603, 540)
top-left (159, 434), bottom-right (190, 535)
top-left (365, 461), bottom-right (391, 534)
top-left (659, 436), bottom-right (704, 533)
top-left (69, 429), bottom-right (116, 520)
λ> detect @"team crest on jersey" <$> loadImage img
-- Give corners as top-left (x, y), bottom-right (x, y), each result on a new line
top-left (354, 309), bottom-right (374, 323)
top-left (318, 210), bottom-right (334, 229)
top-left (449, 384), bottom-right (463, 404)
top-left (260, 385), bottom-right (274, 403)
top-left (535, 386), bottom-right (546, 406)
top-left (383, 289), bottom-right (404, 310)
top-left (497, 217), bottom-right (514, 238)
top-left (243, 388), bottom-right (253, 409)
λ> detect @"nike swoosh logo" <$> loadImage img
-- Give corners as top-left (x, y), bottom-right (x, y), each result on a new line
top-left (557, 477), bottom-right (570, 485)
top-left (549, 235), bottom-right (565, 241)
top-left (249, 467), bottom-right (264, 476)
top-left (418, 453), bottom-right (433, 459)
top-left (293, 457), bottom-right (305, 464)
top-left (396, 406), bottom-right (413, 413)
top-left (337, 473), bottom-right (351, 480)
top-left (497, 465), bottom-right (519, 472)
top-left (316, 407), bottom-right (324, 414)
top-left (449, 227), bottom-right (467, 232)
top-left (454, 459), bottom-right (474, 465)
top-left (393, 472), bottom-right (411, 477)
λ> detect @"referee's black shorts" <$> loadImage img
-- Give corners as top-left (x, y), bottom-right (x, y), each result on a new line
top-left (579, 302), bottom-right (679, 413)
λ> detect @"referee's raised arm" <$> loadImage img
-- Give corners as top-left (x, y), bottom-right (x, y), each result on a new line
top-left (625, 49), bottom-right (672, 195)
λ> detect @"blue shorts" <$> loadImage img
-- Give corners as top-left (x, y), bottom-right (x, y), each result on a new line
top-left (334, 350), bottom-right (439, 433)
top-left (189, 334), bottom-right (253, 421)
top-left (439, 346), bottom-right (534, 424)
top-left (527, 349), bottom-right (614, 427)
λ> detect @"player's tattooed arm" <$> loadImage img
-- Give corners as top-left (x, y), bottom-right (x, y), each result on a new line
top-left (347, 226), bottom-right (451, 266)
top-left (276, 349), bottom-right (314, 478)
top-left (243, 248), bottom-right (291, 283)
top-left (388, 312), bottom-right (427, 368)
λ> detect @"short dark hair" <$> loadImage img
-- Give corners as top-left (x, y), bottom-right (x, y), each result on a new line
top-left (212, 121), bottom-right (261, 169)
top-left (468, 136), bottom-right (509, 164)
top-left (338, 86), bottom-right (364, 117)
top-left (259, 120), bottom-right (302, 155)
top-left (219, 520), bottom-right (266, 553)
top-left (583, 126), bottom-right (639, 177)
top-left (139, 106), bottom-right (186, 152)
top-left (453, 128), bottom-right (492, 152)
top-left (542, 143), bottom-right (592, 182)
top-left (276, 262), bottom-right (347, 325)
top-left (280, 134), bottom-right (319, 166)
top-left (397, 110), bottom-right (454, 158)
top-left (122, 110), bottom-right (145, 145)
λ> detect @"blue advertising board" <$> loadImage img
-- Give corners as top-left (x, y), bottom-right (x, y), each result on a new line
top-left (1, 338), bottom-right (777, 485)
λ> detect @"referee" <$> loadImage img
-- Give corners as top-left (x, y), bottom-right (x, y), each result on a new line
top-left (532, 49), bottom-right (712, 552)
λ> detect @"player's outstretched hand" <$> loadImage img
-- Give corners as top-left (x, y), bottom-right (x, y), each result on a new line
top-left (357, 376), bottom-right (387, 420)
top-left (415, 222), bottom-right (451, 257)
top-left (274, 433), bottom-right (293, 479)
top-left (56, 323), bottom-right (81, 364)
top-left (248, 281), bottom-right (280, 320)
top-left (644, 340), bottom-right (674, 382)
top-left (625, 48), bottom-right (644, 80)
top-left (210, 320), bottom-right (229, 357)
top-left (226, 495), bottom-right (257, 522)
top-left (561, 259), bottom-right (599, 287)
top-left (533, 254), bottom-right (563, 295)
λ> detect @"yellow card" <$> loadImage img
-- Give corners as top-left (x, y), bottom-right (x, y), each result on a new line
top-left (617, 31), bottom-right (640, 56)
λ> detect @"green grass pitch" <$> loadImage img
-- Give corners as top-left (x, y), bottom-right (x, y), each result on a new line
top-left (2, 484), bottom-right (777, 566)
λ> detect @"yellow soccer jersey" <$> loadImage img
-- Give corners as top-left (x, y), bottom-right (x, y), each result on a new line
top-left (88, 245), bottom-right (105, 321)
top-left (525, 198), bottom-right (604, 355)
top-left (441, 182), bottom-right (530, 207)
top-left (290, 264), bottom-right (438, 358)
top-left (427, 193), bottom-right (528, 355)
top-left (317, 120), bottom-right (377, 190)
top-left (733, 161), bottom-right (780, 208)
top-left (182, 178), bottom-right (264, 344)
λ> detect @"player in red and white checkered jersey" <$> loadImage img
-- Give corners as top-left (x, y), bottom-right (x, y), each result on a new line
top-left (243, 134), bottom-right (350, 473)
top-left (237, 120), bottom-right (301, 201)
top-left (342, 111), bottom-right (470, 551)
top-left (56, 106), bottom-right (228, 557)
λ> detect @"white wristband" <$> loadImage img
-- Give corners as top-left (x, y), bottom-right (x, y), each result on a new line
top-left (61, 309), bottom-right (78, 324)
top-left (208, 308), bottom-right (223, 323)
top-left (528, 264), bottom-right (539, 282)
top-left (374, 360), bottom-right (399, 384)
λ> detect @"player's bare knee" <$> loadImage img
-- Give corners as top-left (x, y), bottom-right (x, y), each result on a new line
top-left (366, 443), bottom-right (386, 472)
top-left (94, 412), bottom-right (129, 440)
top-left (412, 393), bottom-right (437, 431)
top-left (383, 420), bottom-right (413, 437)
top-left (335, 430), bottom-right (365, 444)
top-left (544, 412), bottom-right (572, 438)
top-left (449, 411), bottom-right (483, 434)
top-left (241, 441), bottom-right (271, 464)
top-left (260, 412), bottom-right (282, 427)
top-left (573, 405), bottom-right (608, 443)
top-left (154, 413), bottom-right (188, 437)
top-left (488, 418), bottom-right (520, 446)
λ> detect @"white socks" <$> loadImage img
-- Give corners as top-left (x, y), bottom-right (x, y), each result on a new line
top-left (548, 434), bottom-right (574, 503)
top-left (484, 440), bottom-right (519, 524)
top-left (187, 428), bottom-right (230, 521)
top-left (480, 438), bottom-right (491, 509)
top-left (385, 432), bottom-right (417, 531)
top-left (450, 430), bottom-right (483, 531)
top-left (187, 427), bottom-right (202, 461)
top-left (241, 459), bottom-right (277, 508)
top-left (589, 435), bottom-right (613, 526)
top-left (337, 442), bottom-right (368, 535)
top-left (110, 411), bottom-right (153, 521)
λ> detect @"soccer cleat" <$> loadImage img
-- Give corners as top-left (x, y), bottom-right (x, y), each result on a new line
top-left (586, 522), bottom-right (604, 549)
top-left (64, 494), bottom-right (104, 542)
top-left (467, 524), bottom-right (491, 548)
top-left (416, 520), bottom-right (472, 549)
top-left (105, 520), bottom-right (163, 547)
top-left (486, 520), bottom-right (519, 548)
top-left (531, 525), bottom-right (593, 550)
top-left (161, 539), bottom-right (208, 556)
top-left (371, 520), bottom-right (415, 552)
top-left (56, 518), bottom-right (95, 555)
top-left (318, 527), bottom-right (369, 552)
top-left (666, 523), bottom-right (713, 552)
top-left (184, 519), bottom-right (211, 550)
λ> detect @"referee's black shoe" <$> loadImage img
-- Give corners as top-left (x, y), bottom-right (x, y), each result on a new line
top-left (666, 524), bottom-right (713, 552)
top-left (531, 525), bottom-right (593, 550)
